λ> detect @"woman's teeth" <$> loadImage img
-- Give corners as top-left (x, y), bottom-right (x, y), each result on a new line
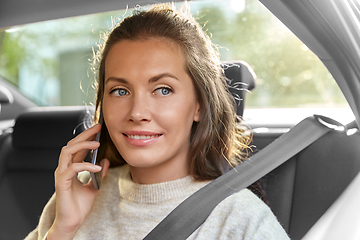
top-left (127, 134), bottom-right (161, 139)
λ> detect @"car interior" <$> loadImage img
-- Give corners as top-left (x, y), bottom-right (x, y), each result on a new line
top-left (0, 62), bottom-right (257, 239)
top-left (0, 0), bottom-right (359, 239)
top-left (0, 60), bottom-right (359, 240)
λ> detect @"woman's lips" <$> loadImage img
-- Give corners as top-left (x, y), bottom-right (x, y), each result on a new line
top-left (123, 131), bottom-right (162, 147)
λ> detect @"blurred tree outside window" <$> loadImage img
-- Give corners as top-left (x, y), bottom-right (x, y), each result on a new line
top-left (0, 0), bottom-right (348, 108)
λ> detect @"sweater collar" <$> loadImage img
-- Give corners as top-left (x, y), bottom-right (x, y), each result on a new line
top-left (118, 165), bottom-right (209, 203)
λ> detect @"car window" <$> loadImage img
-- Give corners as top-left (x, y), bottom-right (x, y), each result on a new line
top-left (0, 0), bottom-right (352, 121)
top-left (0, 9), bottom-right (130, 107)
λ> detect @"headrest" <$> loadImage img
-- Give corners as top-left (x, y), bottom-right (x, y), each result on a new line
top-left (223, 61), bottom-right (256, 116)
top-left (13, 106), bottom-right (94, 149)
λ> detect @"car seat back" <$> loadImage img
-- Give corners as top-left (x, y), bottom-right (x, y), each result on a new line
top-left (0, 106), bottom-right (92, 239)
top-left (260, 121), bottom-right (360, 240)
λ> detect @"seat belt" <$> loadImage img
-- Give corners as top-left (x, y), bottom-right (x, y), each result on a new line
top-left (144, 115), bottom-right (342, 240)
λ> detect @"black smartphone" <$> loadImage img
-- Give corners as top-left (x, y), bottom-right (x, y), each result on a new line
top-left (90, 111), bottom-right (103, 190)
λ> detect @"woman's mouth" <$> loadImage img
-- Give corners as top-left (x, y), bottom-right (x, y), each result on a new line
top-left (126, 134), bottom-right (162, 140)
top-left (123, 132), bottom-right (162, 147)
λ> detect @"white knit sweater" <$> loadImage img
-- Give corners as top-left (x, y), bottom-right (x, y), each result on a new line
top-left (26, 164), bottom-right (289, 240)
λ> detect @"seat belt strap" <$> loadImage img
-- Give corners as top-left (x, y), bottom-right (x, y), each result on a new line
top-left (144, 115), bottom-right (340, 240)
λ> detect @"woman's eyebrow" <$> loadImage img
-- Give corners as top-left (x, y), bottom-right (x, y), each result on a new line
top-left (105, 77), bottom-right (128, 84)
top-left (105, 73), bottom-right (178, 85)
top-left (149, 73), bottom-right (179, 83)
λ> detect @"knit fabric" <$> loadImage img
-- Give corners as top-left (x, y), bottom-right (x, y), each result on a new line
top-left (26, 164), bottom-right (289, 240)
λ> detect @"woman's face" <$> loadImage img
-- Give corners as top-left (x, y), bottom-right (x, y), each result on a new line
top-left (103, 38), bottom-right (200, 184)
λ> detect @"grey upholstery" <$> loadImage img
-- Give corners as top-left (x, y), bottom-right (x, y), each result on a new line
top-left (259, 122), bottom-right (360, 239)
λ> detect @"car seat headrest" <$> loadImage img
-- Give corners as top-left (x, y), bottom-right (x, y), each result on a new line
top-left (223, 61), bottom-right (256, 116)
top-left (13, 106), bottom-right (94, 149)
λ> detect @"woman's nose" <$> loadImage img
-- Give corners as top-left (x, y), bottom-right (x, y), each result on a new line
top-left (128, 93), bottom-right (151, 123)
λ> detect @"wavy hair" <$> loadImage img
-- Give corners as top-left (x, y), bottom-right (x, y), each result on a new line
top-left (92, 3), bottom-right (251, 180)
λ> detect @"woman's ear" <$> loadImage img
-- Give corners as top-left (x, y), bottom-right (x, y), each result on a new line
top-left (193, 102), bottom-right (201, 122)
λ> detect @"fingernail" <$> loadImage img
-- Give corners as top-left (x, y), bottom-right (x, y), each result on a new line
top-left (93, 165), bottom-right (102, 170)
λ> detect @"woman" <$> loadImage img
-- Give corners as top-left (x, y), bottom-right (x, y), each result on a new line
top-left (26, 4), bottom-right (289, 240)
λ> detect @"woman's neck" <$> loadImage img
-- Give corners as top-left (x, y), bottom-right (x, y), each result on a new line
top-left (129, 159), bottom-right (189, 184)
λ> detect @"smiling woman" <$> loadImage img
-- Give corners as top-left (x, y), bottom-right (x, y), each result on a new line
top-left (103, 39), bottom-right (200, 184)
top-left (25, 3), bottom-right (289, 240)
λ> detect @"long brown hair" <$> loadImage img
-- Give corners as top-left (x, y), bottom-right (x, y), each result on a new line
top-left (92, 3), bottom-right (251, 180)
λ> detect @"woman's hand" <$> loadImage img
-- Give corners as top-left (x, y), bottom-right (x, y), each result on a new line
top-left (47, 124), bottom-right (110, 240)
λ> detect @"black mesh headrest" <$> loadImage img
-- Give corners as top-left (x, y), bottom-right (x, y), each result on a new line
top-left (223, 61), bottom-right (256, 116)
top-left (13, 106), bottom-right (94, 149)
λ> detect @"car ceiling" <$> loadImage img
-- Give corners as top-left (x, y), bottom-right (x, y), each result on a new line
top-left (0, 0), bottom-right (180, 29)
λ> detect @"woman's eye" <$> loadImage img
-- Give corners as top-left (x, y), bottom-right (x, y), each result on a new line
top-left (111, 88), bottom-right (128, 96)
top-left (154, 87), bottom-right (172, 96)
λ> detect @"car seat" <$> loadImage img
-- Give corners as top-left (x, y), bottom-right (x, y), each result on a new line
top-left (259, 120), bottom-right (360, 239)
top-left (0, 106), bottom-right (92, 239)
top-left (222, 61), bottom-right (256, 116)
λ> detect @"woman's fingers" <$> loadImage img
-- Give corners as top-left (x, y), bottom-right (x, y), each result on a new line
top-left (67, 124), bottom-right (101, 146)
top-left (57, 124), bottom-right (102, 171)
top-left (85, 159), bottom-right (110, 190)
top-left (66, 162), bottom-right (102, 178)
top-left (55, 162), bottom-right (102, 191)
top-left (58, 141), bottom-right (100, 173)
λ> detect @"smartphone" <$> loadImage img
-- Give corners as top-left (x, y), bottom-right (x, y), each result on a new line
top-left (90, 111), bottom-right (103, 190)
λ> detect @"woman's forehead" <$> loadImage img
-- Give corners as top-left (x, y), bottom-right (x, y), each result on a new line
top-left (104, 39), bottom-right (187, 78)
